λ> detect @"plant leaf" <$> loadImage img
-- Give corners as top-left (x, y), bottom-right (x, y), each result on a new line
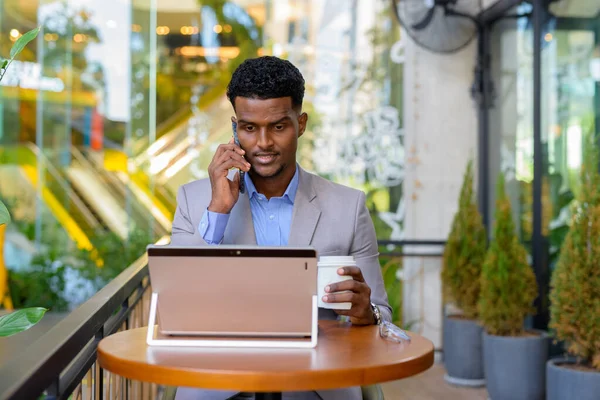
top-left (10, 27), bottom-right (40, 59)
top-left (0, 59), bottom-right (7, 70)
top-left (0, 308), bottom-right (48, 337)
top-left (0, 200), bottom-right (10, 225)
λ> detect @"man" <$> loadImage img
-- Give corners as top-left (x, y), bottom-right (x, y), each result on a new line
top-left (170, 56), bottom-right (392, 400)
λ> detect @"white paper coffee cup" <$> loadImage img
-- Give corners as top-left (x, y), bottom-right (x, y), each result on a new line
top-left (317, 255), bottom-right (356, 310)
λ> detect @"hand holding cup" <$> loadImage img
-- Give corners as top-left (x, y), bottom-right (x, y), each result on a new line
top-left (318, 256), bottom-right (375, 326)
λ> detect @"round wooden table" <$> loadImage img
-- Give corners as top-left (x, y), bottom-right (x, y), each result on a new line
top-left (98, 321), bottom-right (434, 400)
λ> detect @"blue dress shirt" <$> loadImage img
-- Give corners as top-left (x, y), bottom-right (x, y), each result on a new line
top-left (198, 166), bottom-right (299, 246)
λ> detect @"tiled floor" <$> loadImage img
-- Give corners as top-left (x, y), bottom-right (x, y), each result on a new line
top-left (381, 363), bottom-right (488, 400)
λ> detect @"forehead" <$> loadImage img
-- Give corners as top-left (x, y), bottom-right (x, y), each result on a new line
top-left (234, 97), bottom-right (296, 123)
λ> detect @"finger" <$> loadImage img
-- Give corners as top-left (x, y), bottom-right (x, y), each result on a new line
top-left (212, 143), bottom-right (238, 164)
top-left (215, 158), bottom-right (251, 175)
top-left (216, 148), bottom-right (248, 164)
top-left (216, 143), bottom-right (245, 157)
top-left (322, 291), bottom-right (355, 304)
top-left (337, 266), bottom-right (365, 283)
top-left (216, 151), bottom-right (251, 170)
top-left (325, 280), bottom-right (363, 294)
top-left (333, 309), bottom-right (352, 316)
top-left (332, 308), bottom-right (369, 323)
top-left (333, 306), bottom-right (370, 317)
top-left (211, 156), bottom-right (250, 177)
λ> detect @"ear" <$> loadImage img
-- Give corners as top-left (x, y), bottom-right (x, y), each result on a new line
top-left (231, 115), bottom-right (237, 124)
top-left (298, 112), bottom-right (308, 138)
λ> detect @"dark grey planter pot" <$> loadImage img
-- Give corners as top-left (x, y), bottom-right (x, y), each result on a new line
top-left (442, 315), bottom-right (485, 387)
top-left (547, 357), bottom-right (600, 400)
top-left (483, 330), bottom-right (549, 400)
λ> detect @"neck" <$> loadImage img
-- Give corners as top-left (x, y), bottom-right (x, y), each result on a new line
top-left (250, 164), bottom-right (296, 199)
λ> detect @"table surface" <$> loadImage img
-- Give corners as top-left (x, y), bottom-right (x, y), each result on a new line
top-left (97, 321), bottom-right (434, 392)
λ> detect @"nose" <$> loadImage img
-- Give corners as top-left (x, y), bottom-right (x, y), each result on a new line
top-left (256, 127), bottom-right (274, 150)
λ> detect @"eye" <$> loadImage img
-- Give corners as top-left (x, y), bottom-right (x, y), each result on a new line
top-left (274, 124), bottom-right (285, 131)
top-left (245, 125), bottom-right (255, 132)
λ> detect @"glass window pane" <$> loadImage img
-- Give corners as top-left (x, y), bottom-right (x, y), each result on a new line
top-left (489, 5), bottom-right (534, 248)
top-left (0, 0), bottom-right (157, 309)
top-left (149, 0), bottom-right (405, 242)
top-left (541, 20), bottom-right (598, 269)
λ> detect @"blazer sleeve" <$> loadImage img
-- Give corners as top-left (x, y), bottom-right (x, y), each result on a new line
top-left (350, 191), bottom-right (393, 323)
top-left (170, 185), bottom-right (208, 246)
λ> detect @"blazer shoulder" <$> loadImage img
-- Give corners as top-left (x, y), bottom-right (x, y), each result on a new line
top-left (304, 170), bottom-right (365, 201)
top-left (178, 178), bottom-right (212, 198)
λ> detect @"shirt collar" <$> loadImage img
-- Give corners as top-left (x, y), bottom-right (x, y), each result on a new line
top-left (244, 165), bottom-right (300, 204)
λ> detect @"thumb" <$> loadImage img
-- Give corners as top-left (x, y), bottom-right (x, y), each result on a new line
top-left (229, 170), bottom-right (241, 192)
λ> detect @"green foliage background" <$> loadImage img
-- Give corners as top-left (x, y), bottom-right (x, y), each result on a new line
top-left (549, 139), bottom-right (600, 370)
top-left (441, 160), bottom-right (487, 319)
top-left (478, 174), bottom-right (538, 336)
top-left (7, 217), bottom-right (152, 311)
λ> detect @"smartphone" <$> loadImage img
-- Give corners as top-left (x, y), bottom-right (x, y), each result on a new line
top-left (232, 121), bottom-right (246, 193)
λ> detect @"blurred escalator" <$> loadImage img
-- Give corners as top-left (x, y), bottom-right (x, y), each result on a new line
top-left (68, 146), bottom-right (170, 240)
top-left (18, 144), bottom-right (106, 250)
top-left (3, 93), bottom-right (232, 248)
top-left (131, 95), bottom-right (233, 199)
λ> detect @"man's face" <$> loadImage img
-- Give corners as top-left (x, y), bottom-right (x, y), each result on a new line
top-left (233, 96), bottom-right (307, 179)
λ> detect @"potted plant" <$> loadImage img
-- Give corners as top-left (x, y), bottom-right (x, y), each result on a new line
top-left (547, 140), bottom-right (600, 400)
top-left (0, 26), bottom-right (47, 338)
top-left (478, 173), bottom-right (548, 400)
top-left (441, 159), bottom-right (487, 387)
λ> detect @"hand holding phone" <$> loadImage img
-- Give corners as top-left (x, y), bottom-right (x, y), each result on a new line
top-left (232, 121), bottom-right (246, 194)
top-left (206, 122), bottom-right (250, 214)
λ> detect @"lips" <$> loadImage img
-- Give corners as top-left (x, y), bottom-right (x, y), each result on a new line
top-left (254, 153), bottom-right (279, 165)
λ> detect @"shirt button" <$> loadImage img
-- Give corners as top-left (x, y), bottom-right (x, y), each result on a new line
top-left (269, 215), bottom-right (274, 220)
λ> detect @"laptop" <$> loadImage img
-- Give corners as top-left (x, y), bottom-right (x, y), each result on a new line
top-left (147, 245), bottom-right (318, 338)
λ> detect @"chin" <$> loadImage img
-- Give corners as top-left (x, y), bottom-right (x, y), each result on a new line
top-left (252, 164), bottom-right (285, 179)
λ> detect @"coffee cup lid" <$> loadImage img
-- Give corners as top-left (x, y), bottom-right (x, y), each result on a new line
top-left (318, 255), bottom-right (355, 264)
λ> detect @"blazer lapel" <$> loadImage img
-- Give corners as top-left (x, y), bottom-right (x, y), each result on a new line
top-left (288, 168), bottom-right (321, 246)
top-left (222, 192), bottom-right (257, 245)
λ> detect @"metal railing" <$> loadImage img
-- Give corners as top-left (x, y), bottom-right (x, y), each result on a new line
top-left (0, 248), bottom-right (157, 400)
top-left (379, 240), bottom-right (446, 352)
top-left (0, 238), bottom-right (445, 399)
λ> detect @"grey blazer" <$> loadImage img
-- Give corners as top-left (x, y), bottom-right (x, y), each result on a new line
top-left (170, 166), bottom-right (392, 322)
top-left (170, 166), bottom-right (392, 400)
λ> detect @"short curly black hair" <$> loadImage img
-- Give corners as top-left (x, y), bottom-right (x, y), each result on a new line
top-left (226, 56), bottom-right (305, 110)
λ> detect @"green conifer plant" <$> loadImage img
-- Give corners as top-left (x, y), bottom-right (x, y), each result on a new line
top-left (549, 139), bottom-right (600, 370)
top-left (478, 173), bottom-right (538, 336)
top-left (441, 159), bottom-right (487, 318)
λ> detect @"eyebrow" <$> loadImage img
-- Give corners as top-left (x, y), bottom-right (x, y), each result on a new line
top-left (238, 116), bottom-right (292, 125)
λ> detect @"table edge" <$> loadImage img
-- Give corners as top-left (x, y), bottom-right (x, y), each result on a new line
top-left (97, 326), bottom-right (435, 392)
